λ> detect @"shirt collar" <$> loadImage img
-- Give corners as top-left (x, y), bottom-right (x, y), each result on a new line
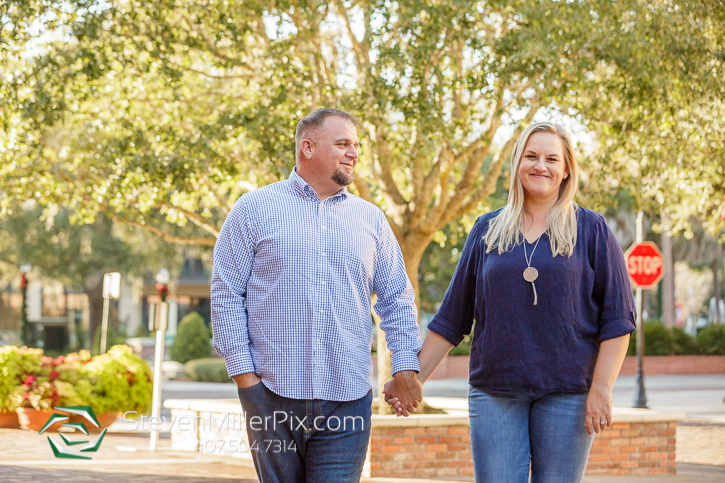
top-left (289, 167), bottom-right (348, 201)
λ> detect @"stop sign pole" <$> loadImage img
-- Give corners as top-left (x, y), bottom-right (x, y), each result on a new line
top-left (624, 212), bottom-right (665, 409)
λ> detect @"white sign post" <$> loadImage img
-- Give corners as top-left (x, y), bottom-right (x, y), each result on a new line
top-left (148, 302), bottom-right (168, 452)
top-left (100, 272), bottom-right (122, 354)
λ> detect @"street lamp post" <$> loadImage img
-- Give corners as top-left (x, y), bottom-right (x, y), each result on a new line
top-left (19, 264), bottom-right (32, 346)
top-left (149, 268), bottom-right (170, 452)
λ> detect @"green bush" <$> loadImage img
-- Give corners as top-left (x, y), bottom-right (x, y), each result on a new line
top-left (169, 312), bottom-right (212, 364)
top-left (697, 324), bottom-right (725, 355)
top-left (74, 345), bottom-right (153, 414)
top-left (449, 335), bottom-right (472, 356)
top-left (0, 346), bottom-right (44, 412)
top-left (672, 327), bottom-right (700, 355)
top-left (184, 358), bottom-right (230, 383)
top-left (627, 321), bottom-right (700, 356)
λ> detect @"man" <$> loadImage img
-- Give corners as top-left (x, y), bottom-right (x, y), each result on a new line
top-left (211, 108), bottom-right (423, 482)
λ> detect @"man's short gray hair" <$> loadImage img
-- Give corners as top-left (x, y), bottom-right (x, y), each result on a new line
top-left (295, 108), bottom-right (358, 157)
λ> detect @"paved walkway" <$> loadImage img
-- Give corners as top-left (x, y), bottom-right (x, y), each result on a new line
top-left (2, 375), bottom-right (723, 482)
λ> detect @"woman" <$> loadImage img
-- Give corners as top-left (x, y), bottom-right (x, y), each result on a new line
top-left (388, 122), bottom-right (636, 482)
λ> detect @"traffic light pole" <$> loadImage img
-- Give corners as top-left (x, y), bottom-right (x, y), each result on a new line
top-left (633, 211), bottom-right (648, 408)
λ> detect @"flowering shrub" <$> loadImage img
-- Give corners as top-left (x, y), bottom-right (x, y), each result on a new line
top-left (1, 345), bottom-right (152, 414)
top-left (8, 352), bottom-right (84, 411)
top-left (0, 347), bottom-right (44, 412)
top-left (74, 345), bottom-right (153, 414)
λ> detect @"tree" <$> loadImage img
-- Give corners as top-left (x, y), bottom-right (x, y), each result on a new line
top-left (3, 0), bottom-right (724, 407)
top-left (5, 0), bottom-right (721, 294)
top-left (0, 205), bottom-right (183, 346)
top-left (574, 0), bottom-right (725, 240)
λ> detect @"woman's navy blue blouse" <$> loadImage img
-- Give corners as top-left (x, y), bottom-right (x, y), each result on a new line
top-left (427, 206), bottom-right (636, 393)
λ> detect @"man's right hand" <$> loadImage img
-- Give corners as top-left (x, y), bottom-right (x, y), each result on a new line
top-left (232, 372), bottom-right (262, 388)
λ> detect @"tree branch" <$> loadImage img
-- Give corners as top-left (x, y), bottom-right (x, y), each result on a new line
top-left (156, 201), bottom-right (221, 237)
top-left (105, 210), bottom-right (217, 246)
top-left (452, 100), bottom-right (542, 220)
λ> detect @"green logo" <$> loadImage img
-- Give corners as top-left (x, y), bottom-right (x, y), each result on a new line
top-left (40, 406), bottom-right (107, 459)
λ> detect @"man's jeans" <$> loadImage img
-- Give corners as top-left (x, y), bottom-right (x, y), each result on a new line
top-left (468, 386), bottom-right (594, 483)
top-left (237, 382), bottom-right (372, 483)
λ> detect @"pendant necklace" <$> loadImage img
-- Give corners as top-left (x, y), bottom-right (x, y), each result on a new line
top-left (522, 229), bottom-right (543, 306)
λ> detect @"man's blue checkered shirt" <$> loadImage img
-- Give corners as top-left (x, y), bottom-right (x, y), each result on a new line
top-left (211, 168), bottom-right (422, 402)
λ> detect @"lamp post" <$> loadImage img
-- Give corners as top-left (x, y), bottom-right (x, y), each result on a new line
top-left (19, 264), bottom-right (32, 346)
top-left (149, 268), bottom-right (170, 452)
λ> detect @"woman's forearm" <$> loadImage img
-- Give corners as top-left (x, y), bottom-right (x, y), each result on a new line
top-left (591, 334), bottom-right (630, 392)
top-left (418, 332), bottom-right (454, 383)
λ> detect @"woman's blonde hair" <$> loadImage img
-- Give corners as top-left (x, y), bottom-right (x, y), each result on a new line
top-left (484, 122), bottom-right (579, 257)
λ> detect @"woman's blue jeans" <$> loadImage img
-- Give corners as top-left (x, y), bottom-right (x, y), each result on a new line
top-left (468, 386), bottom-right (594, 483)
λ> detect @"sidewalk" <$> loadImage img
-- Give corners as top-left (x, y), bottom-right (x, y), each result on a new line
top-left (2, 375), bottom-right (723, 482)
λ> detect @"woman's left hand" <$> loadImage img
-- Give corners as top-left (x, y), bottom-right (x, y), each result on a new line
top-left (585, 383), bottom-right (613, 437)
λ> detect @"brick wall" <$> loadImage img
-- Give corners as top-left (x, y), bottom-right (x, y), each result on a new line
top-left (372, 355), bottom-right (725, 379)
top-left (587, 421), bottom-right (677, 475)
top-left (369, 424), bottom-right (474, 478)
top-left (618, 356), bottom-right (725, 376)
top-left (367, 411), bottom-right (683, 478)
top-left (372, 354), bottom-right (469, 380)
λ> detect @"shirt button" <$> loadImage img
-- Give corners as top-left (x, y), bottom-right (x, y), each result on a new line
top-left (319, 309), bottom-right (324, 314)
top-left (321, 253), bottom-right (326, 256)
top-left (320, 281), bottom-right (325, 285)
top-left (321, 226), bottom-right (326, 230)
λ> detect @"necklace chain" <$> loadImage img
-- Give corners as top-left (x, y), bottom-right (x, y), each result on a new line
top-left (522, 230), bottom-right (543, 267)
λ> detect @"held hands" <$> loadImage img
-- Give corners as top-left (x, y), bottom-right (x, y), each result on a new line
top-left (382, 371), bottom-right (423, 417)
top-left (232, 372), bottom-right (262, 388)
top-left (585, 383), bottom-right (613, 437)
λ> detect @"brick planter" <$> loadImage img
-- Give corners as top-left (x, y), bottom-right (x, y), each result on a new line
top-left (618, 355), bottom-right (725, 376)
top-left (586, 409), bottom-right (682, 476)
top-left (373, 355), bottom-right (725, 380)
top-left (367, 415), bottom-right (473, 478)
top-left (165, 398), bottom-right (684, 477)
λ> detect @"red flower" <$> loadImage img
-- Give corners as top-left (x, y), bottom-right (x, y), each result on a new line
top-left (53, 356), bottom-right (65, 366)
top-left (21, 392), bottom-right (28, 401)
top-left (41, 356), bottom-right (52, 365)
top-left (49, 371), bottom-right (60, 381)
top-left (23, 376), bottom-right (36, 385)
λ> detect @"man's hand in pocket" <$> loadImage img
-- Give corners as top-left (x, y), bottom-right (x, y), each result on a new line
top-left (232, 372), bottom-right (261, 388)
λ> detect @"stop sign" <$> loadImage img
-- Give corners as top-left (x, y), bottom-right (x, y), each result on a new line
top-left (625, 241), bottom-right (664, 289)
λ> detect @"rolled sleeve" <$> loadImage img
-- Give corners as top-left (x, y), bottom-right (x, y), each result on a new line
top-left (427, 219), bottom-right (484, 346)
top-left (373, 217), bottom-right (422, 375)
top-left (591, 218), bottom-right (637, 342)
top-left (211, 199), bottom-right (257, 379)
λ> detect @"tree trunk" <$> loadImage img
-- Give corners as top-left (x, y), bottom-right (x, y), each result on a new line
top-left (661, 213), bottom-right (676, 328)
top-left (714, 244), bottom-right (722, 324)
top-left (374, 230), bottom-right (436, 415)
top-left (85, 275), bottom-right (104, 351)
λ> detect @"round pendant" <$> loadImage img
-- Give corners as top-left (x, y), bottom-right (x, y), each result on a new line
top-left (523, 267), bottom-right (538, 283)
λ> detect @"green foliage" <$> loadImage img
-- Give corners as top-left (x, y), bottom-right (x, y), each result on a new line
top-left (184, 358), bottom-right (230, 383)
top-left (1, 345), bottom-right (152, 414)
top-left (3, 0), bottom-right (721, 276)
top-left (626, 322), bottom-right (725, 356)
top-left (169, 312), bottom-right (212, 364)
top-left (74, 345), bottom-right (153, 414)
top-left (7, 350), bottom-right (86, 411)
top-left (672, 327), bottom-right (701, 356)
top-left (0, 346), bottom-right (44, 412)
top-left (448, 335), bottom-right (472, 357)
top-left (697, 324), bottom-right (725, 356)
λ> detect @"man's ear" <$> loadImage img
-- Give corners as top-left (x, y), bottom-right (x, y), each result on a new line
top-left (300, 139), bottom-right (314, 160)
